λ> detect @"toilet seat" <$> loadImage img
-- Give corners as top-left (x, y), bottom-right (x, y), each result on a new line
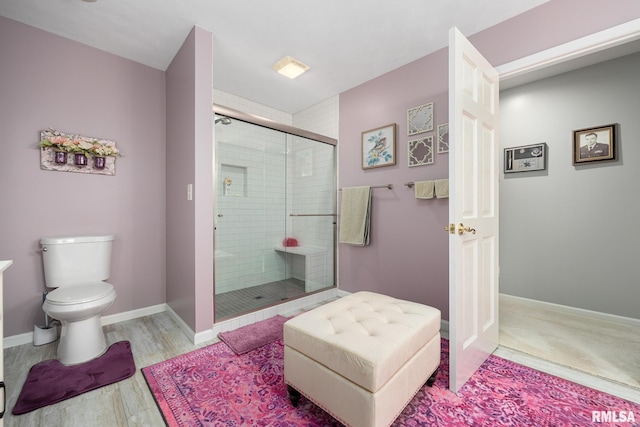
top-left (46, 282), bottom-right (115, 305)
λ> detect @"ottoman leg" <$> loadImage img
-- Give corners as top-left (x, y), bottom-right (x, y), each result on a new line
top-left (426, 368), bottom-right (438, 387)
top-left (287, 385), bottom-right (301, 407)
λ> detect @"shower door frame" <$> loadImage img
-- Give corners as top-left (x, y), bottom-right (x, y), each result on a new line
top-left (212, 104), bottom-right (338, 321)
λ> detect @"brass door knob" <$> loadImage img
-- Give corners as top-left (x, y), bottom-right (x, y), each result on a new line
top-left (458, 223), bottom-right (476, 235)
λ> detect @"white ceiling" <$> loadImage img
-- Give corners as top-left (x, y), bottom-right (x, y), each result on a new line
top-left (0, 0), bottom-right (550, 113)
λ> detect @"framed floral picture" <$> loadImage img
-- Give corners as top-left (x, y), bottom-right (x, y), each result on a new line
top-left (362, 123), bottom-right (396, 169)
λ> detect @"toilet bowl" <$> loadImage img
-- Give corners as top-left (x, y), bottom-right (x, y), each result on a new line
top-left (43, 282), bottom-right (116, 365)
top-left (40, 234), bottom-right (117, 365)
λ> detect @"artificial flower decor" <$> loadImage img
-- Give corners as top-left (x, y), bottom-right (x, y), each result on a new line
top-left (39, 129), bottom-right (120, 157)
top-left (90, 142), bottom-right (120, 157)
top-left (39, 129), bottom-right (120, 176)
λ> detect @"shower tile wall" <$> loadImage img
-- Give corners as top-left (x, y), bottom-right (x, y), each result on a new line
top-left (214, 90), bottom-right (338, 295)
top-left (215, 124), bottom-right (287, 294)
top-left (292, 95), bottom-right (337, 291)
top-left (289, 137), bottom-right (335, 289)
top-left (215, 135), bottom-right (335, 294)
top-left (292, 96), bottom-right (339, 139)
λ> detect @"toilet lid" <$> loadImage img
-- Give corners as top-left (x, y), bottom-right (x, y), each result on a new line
top-left (46, 282), bottom-right (114, 305)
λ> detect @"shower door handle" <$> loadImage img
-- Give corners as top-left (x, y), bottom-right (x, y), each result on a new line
top-left (0, 381), bottom-right (5, 419)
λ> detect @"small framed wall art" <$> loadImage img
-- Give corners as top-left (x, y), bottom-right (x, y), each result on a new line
top-left (437, 123), bottom-right (449, 153)
top-left (362, 123), bottom-right (397, 169)
top-left (504, 143), bottom-right (547, 173)
top-left (407, 102), bottom-right (433, 135)
top-left (408, 136), bottom-right (434, 167)
top-left (573, 124), bottom-right (616, 165)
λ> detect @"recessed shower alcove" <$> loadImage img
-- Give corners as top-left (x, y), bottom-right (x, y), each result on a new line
top-left (220, 164), bottom-right (247, 197)
top-left (213, 105), bottom-right (337, 321)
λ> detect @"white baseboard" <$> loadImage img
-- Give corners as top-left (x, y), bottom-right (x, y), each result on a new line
top-left (4, 304), bottom-right (168, 349)
top-left (336, 289), bottom-right (351, 298)
top-left (101, 303), bottom-right (166, 326)
top-left (163, 304), bottom-right (219, 345)
top-left (3, 332), bottom-right (33, 349)
top-left (500, 294), bottom-right (640, 328)
top-left (164, 304), bottom-right (200, 343)
top-left (440, 319), bottom-right (449, 334)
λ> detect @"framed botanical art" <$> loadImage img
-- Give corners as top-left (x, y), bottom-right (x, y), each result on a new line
top-left (362, 123), bottom-right (397, 169)
top-left (408, 136), bottom-right (434, 167)
top-left (573, 124), bottom-right (616, 164)
top-left (407, 102), bottom-right (433, 135)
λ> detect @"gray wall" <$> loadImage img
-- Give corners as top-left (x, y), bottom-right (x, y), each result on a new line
top-left (499, 51), bottom-right (640, 319)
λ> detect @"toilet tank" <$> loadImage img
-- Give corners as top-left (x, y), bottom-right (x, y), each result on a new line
top-left (41, 235), bottom-right (114, 287)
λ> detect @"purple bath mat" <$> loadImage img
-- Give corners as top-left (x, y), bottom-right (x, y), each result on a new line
top-left (218, 315), bottom-right (289, 355)
top-left (12, 340), bottom-right (135, 415)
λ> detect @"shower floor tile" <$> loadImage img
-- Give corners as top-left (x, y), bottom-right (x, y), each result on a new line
top-left (215, 279), bottom-right (305, 320)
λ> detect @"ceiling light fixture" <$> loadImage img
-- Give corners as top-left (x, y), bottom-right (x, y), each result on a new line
top-left (273, 56), bottom-right (310, 79)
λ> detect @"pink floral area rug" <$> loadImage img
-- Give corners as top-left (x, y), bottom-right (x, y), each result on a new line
top-left (142, 337), bottom-right (640, 426)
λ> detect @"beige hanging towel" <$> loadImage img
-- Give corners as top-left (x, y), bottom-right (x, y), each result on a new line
top-left (414, 181), bottom-right (435, 199)
top-left (435, 179), bottom-right (449, 198)
top-left (339, 186), bottom-right (372, 246)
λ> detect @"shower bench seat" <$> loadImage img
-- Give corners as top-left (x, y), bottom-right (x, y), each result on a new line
top-left (274, 246), bottom-right (328, 292)
top-left (283, 291), bottom-right (441, 427)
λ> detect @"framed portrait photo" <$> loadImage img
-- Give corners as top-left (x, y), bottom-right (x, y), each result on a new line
top-left (362, 123), bottom-right (396, 169)
top-left (573, 124), bottom-right (616, 165)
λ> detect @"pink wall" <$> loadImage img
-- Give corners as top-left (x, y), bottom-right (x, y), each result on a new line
top-left (338, 0), bottom-right (640, 321)
top-left (3, 0), bottom-right (638, 336)
top-left (0, 16), bottom-right (166, 336)
top-left (471, 0), bottom-right (640, 67)
top-left (165, 26), bottom-right (214, 334)
top-left (338, 49), bottom-right (450, 317)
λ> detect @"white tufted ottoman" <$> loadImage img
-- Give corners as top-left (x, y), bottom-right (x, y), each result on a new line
top-left (284, 291), bottom-right (441, 427)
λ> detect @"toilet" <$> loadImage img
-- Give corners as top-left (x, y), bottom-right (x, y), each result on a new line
top-left (41, 234), bottom-right (117, 365)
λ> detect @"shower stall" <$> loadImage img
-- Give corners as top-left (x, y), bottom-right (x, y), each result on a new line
top-left (213, 105), bottom-right (337, 321)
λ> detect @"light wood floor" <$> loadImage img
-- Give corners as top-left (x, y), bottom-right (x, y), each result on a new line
top-left (5, 300), bottom-right (639, 426)
top-left (4, 311), bottom-right (216, 427)
top-left (497, 294), bottom-right (640, 404)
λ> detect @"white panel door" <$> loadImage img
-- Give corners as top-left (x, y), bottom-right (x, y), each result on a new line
top-left (448, 27), bottom-right (500, 393)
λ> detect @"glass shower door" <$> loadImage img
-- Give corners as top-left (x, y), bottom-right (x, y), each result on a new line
top-left (284, 134), bottom-right (336, 293)
top-left (214, 119), bottom-right (290, 320)
top-left (213, 115), bottom-right (336, 321)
